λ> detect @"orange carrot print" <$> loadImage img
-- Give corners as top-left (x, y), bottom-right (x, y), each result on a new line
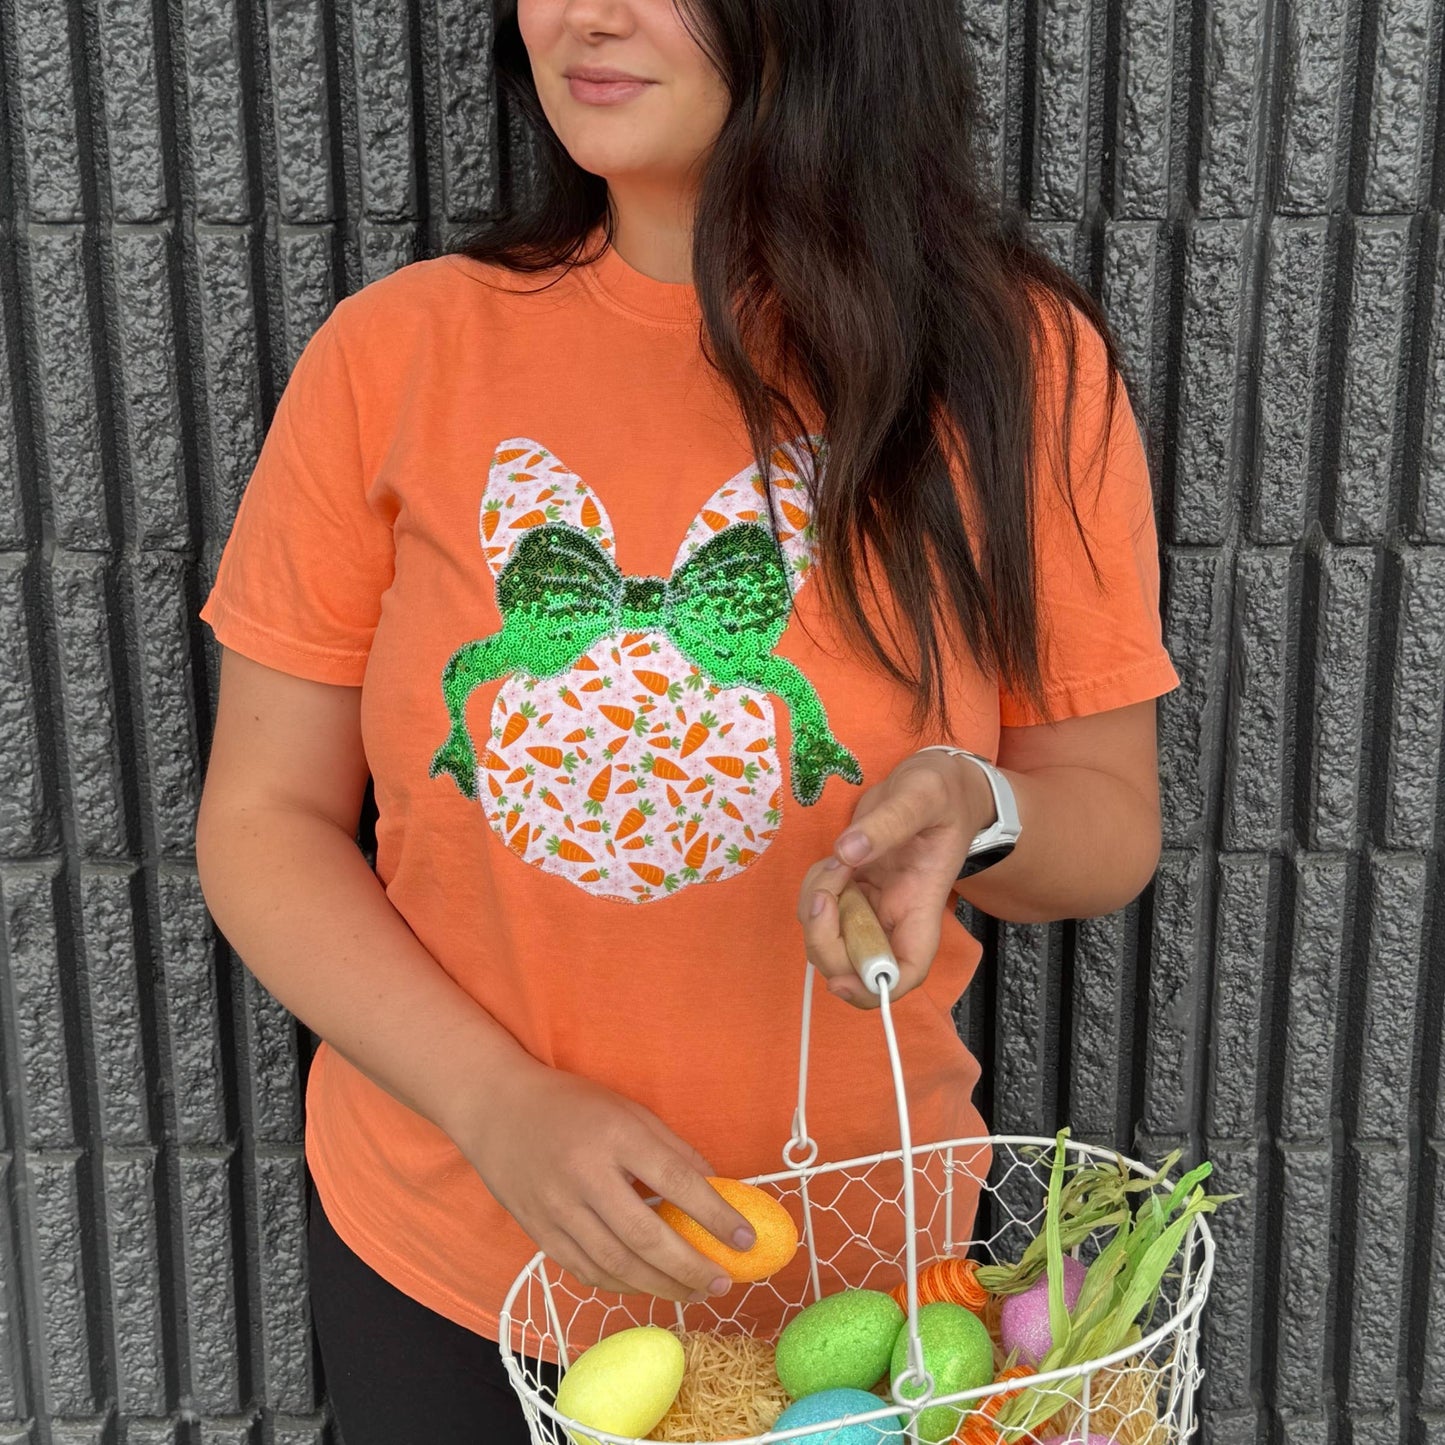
top-left (780, 499), bottom-right (809, 531)
top-left (494, 447), bottom-right (529, 464)
top-left (633, 670), bottom-right (671, 695)
top-left (599, 705), bottom-right (635, 730)
top-left (547, 837), bottom-right (595, 864)
top-left (508, 509), bottom-right (549, 529)
top-left (615, 801), bottom-right (655, 840)
top-left (684, 833), bottom-right (710, 869)
top-left (580, 496), bottom-right (601, 528)
top-left (707, 755), bottom-right (746, 777)
top-left (629, 862), bottom-right (667, 885)
top-left (679, 711), bottom-right (718, 758)
top-left (500, 702), bottom-right (537, 749)
top-left (482, 502), bottom-right (502, 539)
top-left (741, 697), bottom-right (766, 720)
top-left (588, 765), bottom-right (612, 802)
top-left (640, 753), bottom-right (688, 781)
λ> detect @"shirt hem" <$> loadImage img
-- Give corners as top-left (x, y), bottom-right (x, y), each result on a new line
top-left (308, 1135), bottom-right (510, 1345)
top-left (200, 594), bottom-right (371, 686)
top-left (999, 652), bottom-right (1180, 727)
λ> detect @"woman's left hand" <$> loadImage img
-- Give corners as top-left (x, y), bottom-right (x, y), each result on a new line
top-left (796, 750), bottom-right (996, 1008)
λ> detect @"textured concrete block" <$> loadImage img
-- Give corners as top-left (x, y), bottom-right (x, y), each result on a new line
top-left (245, 975), bottom-right (303, 1146)
top-left (0, 557), bottom-right (57, 857)
top-left (97, 0), bottom-right (168, 222)
top-left (268, 1), bottom-right (335, 224)
top-left (1206, 854), bottom-right (1272, 1138)
top-left (1334, 219), bottom-right (1412, 542)
top-left (50, 553), bottom-right (130, 860)
top-left (1348, 1413), bottom-right (1402, 1445)
top-left (194, 1424), bottom-right (253, 1445)
top-left (102, 1151), bottom-right (167, 1415)
top-left (1101, 222), bottom-right (1167, 427)
top-left (28, 229), bottom-right (108, 551)
top-left (992, 922), bottom-right (1063, 1132)
top-left (1202, 1410), bottom-right (1262, 1445)
top-left (359, 219), bottom-right (425, 286)
top-left (178, 1153), bottom-right (241, 1413)
top-left (276, 227), bottom-right (341, 372)
top-left (111, 231), bottom-right (188, 549)
top-left (1113, 0), bottom-right (1174, 216)
top-left (156, 869), bottom-right (227, 1146)
top-left (434, 0), bottom-right (498, 222)
top-left (1418, 227), bottom-right (1445, 541)
top-left (353, 0), bottom-right (417, 219)
top-left (25, 1154), bottom-right (97, 1415)
top-left (1251, 219), bottom-right (1329, 541)
top-left (1280, 854), bottom-right (1347, 1143)
top-left (1068, 907), bottom-right (1134, 1144)
top-left (1274, 1147), bottom-right (1334, 1408)
top-left (11, 2), bottom-right (84, 220)
top-left (1028, 221), bottom-right (1086, 285)
top-left (0, 1157), bottom-right (27, 1418)
top-left (1423, 1142), bottom-right (1445, 1406)
top-left (0, 289), bottom-right (28, 552)
top-left (179, 1), bottom-right (249, 225)
top-left (132, 555), bottom-right (202, 857)
top-left (120, 1424), bottom-right (176, 1445)
top-left (79, 868), bottom-right (150, 1146)
top-left (1356, 855), bottom-right (1428, 1139)
top-left (194, 228), bottom-right (264, 534)
top-left (1142, 850), bottom-right (1205, 1136)
top-left (1199, 1144), bottom-right (1259, 1411)
top-left (1195, 0), bottom-right (1264, 216)
top-left (1159, 549), bottom-right (1227, 845)
top-left (957, 0), bottom-right (1008, 194)
top-left (1173, 220), bottom-right (1251, 544)
top-left (1222, 548), bottom-right (1292, 850)
top-left (1031, 0), bottom-right (1091, 218)
top-left (1346, 1145), bottom-right (1411, 1410)
top-left (0, 1425), bottom-right (36, 1444)
top-left (2, 865), bottom-right (73, 1148)
top-left (256, 1155), bottom-right (315, 1412)
top-left (1303, 546), bottom-right (1373, 848)
top-left (1276, 0), bottom-right (1350, 213)
top-left (269, 1424), bottom-right (327, 1445)
top-left (1382, 547), bottom-right (1445, 849)
top-left (1359, 0), bottom-right (1439, 211)
top-left (48, 1427), bottom-right (107, 1445)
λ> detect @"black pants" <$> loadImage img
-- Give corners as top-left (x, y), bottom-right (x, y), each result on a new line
top-left (307, 1183), bottom-right (559, 1444)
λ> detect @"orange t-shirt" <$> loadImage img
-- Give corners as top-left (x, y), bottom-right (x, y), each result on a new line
top-left (199, 241), bottom-right (1178, 1343)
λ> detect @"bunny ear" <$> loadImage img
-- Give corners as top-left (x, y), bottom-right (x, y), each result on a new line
top-left (480, 438), bottom-right (616, 578)
top-left (671, 434), bottom-right (823, 594)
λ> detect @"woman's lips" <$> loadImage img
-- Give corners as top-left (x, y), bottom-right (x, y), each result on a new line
top-left (566, 75), bottom-right (654, 105)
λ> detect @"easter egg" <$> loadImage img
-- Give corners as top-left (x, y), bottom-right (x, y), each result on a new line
top-left (553, 1326), bottom-right (684, 1444)
top-left (656, 1178), bottom-right (799, 1283)
top-left (774, 1387), bottom-right (906, 1445)
top-left (890, 1302), bottom-right (994, 1443)
top-left (776, 1289), bottom-right (906, 1397)
top-left (999, 1255), bottom-right (1087, 1365)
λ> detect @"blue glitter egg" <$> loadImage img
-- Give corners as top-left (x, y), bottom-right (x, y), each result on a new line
top-left (773, 1388), bottom-right (905, 1445)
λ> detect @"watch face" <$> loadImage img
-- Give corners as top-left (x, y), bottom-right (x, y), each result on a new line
top-left (957, 841), bottom-right (1016, 880)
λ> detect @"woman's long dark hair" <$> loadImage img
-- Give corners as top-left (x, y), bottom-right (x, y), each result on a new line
top-left (453, 0), bottom-right (1127, 725)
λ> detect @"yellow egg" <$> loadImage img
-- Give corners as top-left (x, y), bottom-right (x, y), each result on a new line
top-left (656, 1178), bottom-right (799, 1283)
top-left (554, 1326), bottom-right (684, 1444)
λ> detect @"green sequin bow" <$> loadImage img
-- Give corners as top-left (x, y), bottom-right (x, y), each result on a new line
top-left (430, 520), bottom-right (862, 806)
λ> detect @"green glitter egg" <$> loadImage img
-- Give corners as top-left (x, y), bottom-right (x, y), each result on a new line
top-left (890, 1302), bottom-right (994, 1443)
top-left (776, 1289), bottom-right (907, 1398)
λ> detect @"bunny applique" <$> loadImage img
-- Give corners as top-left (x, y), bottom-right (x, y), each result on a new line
top-left (429, 436), bottom-right (862, 902)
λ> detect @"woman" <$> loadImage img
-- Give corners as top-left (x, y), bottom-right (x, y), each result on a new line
top-left (195, 0), bottom-right (1177, 1440)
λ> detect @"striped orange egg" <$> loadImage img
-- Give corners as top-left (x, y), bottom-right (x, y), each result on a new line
top-left (892, 1257), bottom-right (989, 1314)
top-left (656, 1178), bottom-right (798, 1283)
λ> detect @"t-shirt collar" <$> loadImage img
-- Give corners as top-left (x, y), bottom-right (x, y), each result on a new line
top-left (579, 231), bottom-right (702, 329)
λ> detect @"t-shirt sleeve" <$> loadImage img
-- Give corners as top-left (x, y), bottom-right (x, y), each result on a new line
top-left (998, 312), bottom-right (1180, 727)
top-left (199, 298), bottom-right (395, 686)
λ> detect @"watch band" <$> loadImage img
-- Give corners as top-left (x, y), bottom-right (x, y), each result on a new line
top-left (915, 745), bottom-right (1022, 878)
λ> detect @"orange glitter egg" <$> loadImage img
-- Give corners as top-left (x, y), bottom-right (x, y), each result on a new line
top-left (655, 1178), bottom-right (799, 1283)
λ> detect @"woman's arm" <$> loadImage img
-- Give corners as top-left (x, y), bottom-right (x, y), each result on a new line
top-left (797, 699), bottom-right (1163, 1004)
top-left (196, 648), bottom-right (753, 1298)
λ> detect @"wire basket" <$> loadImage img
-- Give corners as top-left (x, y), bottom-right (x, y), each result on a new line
top-left (500, 888), bottom-right (1216, 1445)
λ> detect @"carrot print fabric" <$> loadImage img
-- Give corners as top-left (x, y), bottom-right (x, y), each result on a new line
top-left (198, 239), bottom-right (1179, 1342)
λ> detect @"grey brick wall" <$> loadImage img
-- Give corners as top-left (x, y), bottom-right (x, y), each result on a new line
top-left (0, 0), bottom-right (1439, 1442)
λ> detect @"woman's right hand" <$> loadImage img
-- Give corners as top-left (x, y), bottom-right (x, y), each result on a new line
top-left (454, 1058), bottom-right (757, 1303)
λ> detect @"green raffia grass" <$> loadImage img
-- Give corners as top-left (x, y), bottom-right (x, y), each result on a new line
top-left (974, 1130), bottom-right (1236, 1441)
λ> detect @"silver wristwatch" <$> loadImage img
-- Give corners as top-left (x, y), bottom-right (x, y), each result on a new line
top-left (916, 745), bottom-right (1022, 878)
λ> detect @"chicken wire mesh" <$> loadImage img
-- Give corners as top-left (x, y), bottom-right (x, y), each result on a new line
top-left (498, 1136), bottom-right (1212, 1445)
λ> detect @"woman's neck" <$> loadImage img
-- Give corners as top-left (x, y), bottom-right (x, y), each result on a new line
top-left (606, 180), bottom-right (696, 284)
